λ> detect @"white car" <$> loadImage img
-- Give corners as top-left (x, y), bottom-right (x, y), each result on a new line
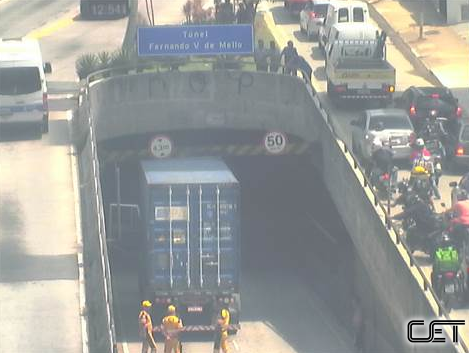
top-left (299, 0), bottom-right (330, 41)
top-left (351, 109), bottom-right (415, 161)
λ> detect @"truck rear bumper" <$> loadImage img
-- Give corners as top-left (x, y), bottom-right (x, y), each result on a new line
top-left (338, 94), bottom-right (391, 100)
top-left (152, 323), bottom-right (241, 333)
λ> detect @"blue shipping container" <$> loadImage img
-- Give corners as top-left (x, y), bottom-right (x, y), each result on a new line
top-left (139, 158), bottom-right (240, 326)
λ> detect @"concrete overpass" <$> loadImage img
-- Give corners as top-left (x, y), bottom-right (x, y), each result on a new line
top-left (75, 68), bottom-right (465, 353)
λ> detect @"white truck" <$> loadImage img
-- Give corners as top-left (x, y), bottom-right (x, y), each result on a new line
top-left (325, 32), bottom-right (395, 106)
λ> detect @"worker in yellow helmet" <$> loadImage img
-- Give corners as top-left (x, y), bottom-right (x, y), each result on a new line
top-left (213, 308), bottom-right (230, 353)
top-left (138, 300), bottom-right (157, 353)
top-left (161, 305), bottom-right (183, 353)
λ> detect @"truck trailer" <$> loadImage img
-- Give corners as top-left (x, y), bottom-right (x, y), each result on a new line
top-left (138, 158), bottom-right (241, 332)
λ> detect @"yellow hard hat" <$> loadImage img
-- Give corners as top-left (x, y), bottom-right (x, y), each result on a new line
top-left (142, 300), bottom-right (152, 308)
top-left (221, 309), bottom-right (229, 319)
top-left (167, 305), bottom-right (176, 314)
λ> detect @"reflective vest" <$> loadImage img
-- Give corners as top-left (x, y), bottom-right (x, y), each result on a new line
top-left (139, 310), bottom-right (153, 336)
top-left (162, 315), bottom-right (183, 339)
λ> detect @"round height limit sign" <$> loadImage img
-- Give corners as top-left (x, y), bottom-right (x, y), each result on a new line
top-left (150, 135), bottom-right (172, 158)
top-left (264, 131), bottom-right (287, 154)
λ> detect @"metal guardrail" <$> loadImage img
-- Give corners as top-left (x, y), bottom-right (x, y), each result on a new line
top-left (81, 61), bottom-right (468, 352)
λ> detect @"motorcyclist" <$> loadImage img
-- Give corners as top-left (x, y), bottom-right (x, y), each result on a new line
top-left (369, 138), bottom-right (397, 188)
top-left (410, 138), bottom-right (432, 162)
top-left (393, 194), bottom-right (440, 251)
top-left (447, 190), bottom-right (469, 250)
top-left (410, 141), bottom-right (441, 200)
top-left (407, 166), bottom-right (437, 205)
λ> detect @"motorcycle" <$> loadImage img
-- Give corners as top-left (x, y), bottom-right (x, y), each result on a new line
top-left (370, 166), bottom-right (398, 199)
top-left (419, 117), bottom-right (449, 165)
top-left (433, 267), bottom-right (465, 311)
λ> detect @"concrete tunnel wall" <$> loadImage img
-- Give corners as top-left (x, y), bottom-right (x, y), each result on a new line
top-left (88, 71), bottom-right (320, 144)
top-left (82, 70), bottom-right (460, 352)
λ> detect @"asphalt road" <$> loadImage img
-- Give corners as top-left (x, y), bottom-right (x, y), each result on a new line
top-left (261, 0), bottom-right (469, 345)
top-left (106, 155), bottom-right (356, 353)
top-left (0, 112), bottom-right (83, 353)
top-left (0, 0), bottom-right (76, 37)
top-left (0, 2), bottom-right (130, 352)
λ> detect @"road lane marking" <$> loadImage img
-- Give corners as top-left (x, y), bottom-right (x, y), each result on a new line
top-left (26, 10), bottom-right (77, 39)
top-left (232, 339), bottom-right (240, 351)
top-left (122, 341), bottom-right (130, 353)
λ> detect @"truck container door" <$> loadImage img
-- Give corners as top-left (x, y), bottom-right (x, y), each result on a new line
top-left (149, 185), bottom-right (190, 290)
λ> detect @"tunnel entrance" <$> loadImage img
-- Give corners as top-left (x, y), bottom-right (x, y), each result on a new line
top-left (101, 131), bottom-right (356, 351)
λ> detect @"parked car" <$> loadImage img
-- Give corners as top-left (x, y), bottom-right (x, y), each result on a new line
top-left (299, 0), bottom-right (330, 41)
top-left (394, 86), bottom-right (463, 135)
top-left (449, 171), bottom-right (469, 207)
top-left (351, 109), bottom-right (415, 161)
top-left (448, 119), bottom-right (469, 168)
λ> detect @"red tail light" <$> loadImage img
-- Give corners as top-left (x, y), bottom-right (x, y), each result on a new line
top-left (410, 105), bottom-right (416, 116)
top-left (431, 93), bottom-right (440, 99)
top-left (456, 106), bottom-right (462, 117)
top-left (380, 173), bottom-right (390, 181)
top-left (309, 11), bottom-right (317, 18)
top-left (456, 144), bottom-right (464, 156)
top-left (43, 92), bottom-right (48, 112)
top-left (444, 272), bottom-right (455, 279)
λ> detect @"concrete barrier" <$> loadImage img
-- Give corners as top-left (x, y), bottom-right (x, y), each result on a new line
top-left (87, 70), bottom-right (321, 144)
top-left (74, 105), bottom-right (117, 353)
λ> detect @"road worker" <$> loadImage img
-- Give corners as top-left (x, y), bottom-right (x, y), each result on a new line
top-left (213, 308), bottom-right (230, 353)
top-left (161, 305), bottom-right (183, 353)
top-left (138, 300), bottom-right (157, 353)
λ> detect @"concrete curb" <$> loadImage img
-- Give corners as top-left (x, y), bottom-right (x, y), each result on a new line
top-left (69, 110), bottom-right (90, 353)
top-left (366, 1), bottom-right (444, 87)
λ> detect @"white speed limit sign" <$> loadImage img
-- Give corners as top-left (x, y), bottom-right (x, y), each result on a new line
top-left (149, 135), bottom-right (172, 158)
top-left (264, 131), bottom-right (287, 154)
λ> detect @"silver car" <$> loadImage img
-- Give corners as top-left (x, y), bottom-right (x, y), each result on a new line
top-left (299, 0), bottom-right (330, 41)
top-left (351, 109), bottom-right (415, 161)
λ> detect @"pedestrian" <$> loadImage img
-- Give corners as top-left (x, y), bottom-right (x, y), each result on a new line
top-left (352, 296), bottom-right (365, 353)
top-left (268, 41), bottom-right (281, 73)
top-left (213, 308), bottom-right (230, 353)
top-left (236, 2), bottom-right (248, 24)
top-left (139, 300), bottom-right (157, 353)
top-left (280, 40), bottom-right (298, 75)
top-left (289, 54), bottom-right (312, 82)
top-left (254, 39), bottom-right (269, 72)
top-left (161, 305), bottom-right (183, 353)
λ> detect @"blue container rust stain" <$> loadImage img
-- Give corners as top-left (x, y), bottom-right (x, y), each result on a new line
top-left (137, 24), bottom-right (254, 56)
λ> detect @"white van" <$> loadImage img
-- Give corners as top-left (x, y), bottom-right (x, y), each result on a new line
top-left (0, 37), bottom-right (52, 135)
top-left (319, 0), bottom-right (370, 51)
top-left (325, 22), bottom-right (379, 57)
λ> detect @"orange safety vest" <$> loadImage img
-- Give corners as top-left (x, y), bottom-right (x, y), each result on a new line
top-left (139, 310), bottom-right (153, 336)
top-left (162, 315), bottom-right (183, 339)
